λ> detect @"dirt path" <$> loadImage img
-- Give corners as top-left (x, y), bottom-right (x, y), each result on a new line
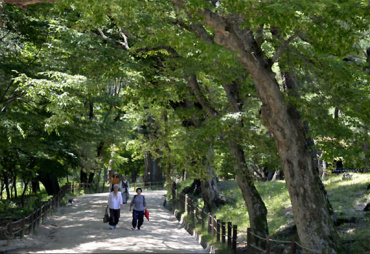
top-left (1, 191), bottom-right (206, 253)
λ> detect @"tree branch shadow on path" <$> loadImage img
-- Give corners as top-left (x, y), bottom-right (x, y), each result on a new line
top-left (2, 190), bottom-right (206, 253)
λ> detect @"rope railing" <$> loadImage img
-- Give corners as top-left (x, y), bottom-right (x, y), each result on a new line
top-left (1, 183), bottom-right (72, 245)
top-left (296, 242), bottom-right (323, 254)
top-left (250, 243), bottom-right (265, 252)
top-left (170, 189), bottom-right (329, 254)
top-left (171, 190), bottom-right (238, 252)
top-left (131, 181), bottom-right (166, 191)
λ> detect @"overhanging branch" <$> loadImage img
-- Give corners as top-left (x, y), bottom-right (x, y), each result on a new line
top-left (3, 0), bottom-right (58, 7)
top-left (271, 34), bottom-right (298, 63)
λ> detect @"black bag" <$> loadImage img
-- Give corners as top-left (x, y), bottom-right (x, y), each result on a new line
top-left (103, 207), bottom-right (109, 223)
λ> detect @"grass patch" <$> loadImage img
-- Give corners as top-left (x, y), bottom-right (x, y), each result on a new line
top-left (217, 179), bottom-right (293, 236)
top-left (208, 173), bottom-right (370, 251)
top-left (178, 173), bottom-right (369, 252)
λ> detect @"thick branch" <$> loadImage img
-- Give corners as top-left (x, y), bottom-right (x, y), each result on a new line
top-left (97, 28), bottom-right (129, 50)
top-left (176, 19), bottom-right (214, 43)
top-left (135, 46), bottom-right (180, 58)
top-left (118, 27), bottom-right (130, 50)
top-left (222, 81), bottom-right (243, 112)
top-left (185, 75), bottom-right (218, 117)
top-left (3, 0), bottom-right (57, 7)
top-left (271, 34), bottom-right (298, 63)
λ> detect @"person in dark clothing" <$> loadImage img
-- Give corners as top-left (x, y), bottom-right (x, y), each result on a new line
top-left (129, 188), bottom-right (147, 230)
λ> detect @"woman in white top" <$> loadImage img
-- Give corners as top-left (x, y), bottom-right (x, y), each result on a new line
top-left (107, 184), bottom-right (123, 229)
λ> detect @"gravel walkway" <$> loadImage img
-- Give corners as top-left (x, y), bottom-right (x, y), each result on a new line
top-left (1, 190), bottom-right (206, 253)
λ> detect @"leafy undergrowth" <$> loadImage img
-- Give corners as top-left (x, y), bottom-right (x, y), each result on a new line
top-left (0, 191), bottom-right (49, 223)
top-left (211, 173), bottom-right (370, 252)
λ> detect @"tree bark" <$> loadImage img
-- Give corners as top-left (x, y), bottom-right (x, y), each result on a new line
top-left (229, 141), bottom-right (269, 240)
top-left (80, 170), bottom-right (88, 183)
top-left (196, 11), bottom-right (341, 252)
top-left (168, 97), bottom-right (225, 212)
top-left (0, 181), bottom-right (3, 200)
top-left (3, 0), bottom-right (57, 6)
top-left (4, 173), bottom-right (10, 199)
top-left (39, 173), bottom-right (60, 195)
top-left (185, 69), bottom-right (269, 239)
top-left (222, 81), bottom-right (269, 241)
top-left (88, 172), bottom-right (94, 184)
top-left (21, 180), bottom-right (29, 207)
top-left (200, 164), bottom-right (225, 212)
top-left (12, 175), bottom-right (17, 199)
top-left (31, 179), bottom-right (40, 194)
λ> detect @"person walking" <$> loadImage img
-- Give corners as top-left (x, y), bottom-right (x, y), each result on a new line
top-left (121, 175), bottom-right (130, 204)
top-left (107, 184), bottom-right (123, 229)
top-left (129, 188), bottom-right (147, 230)
top-left (108, 171), bottom-right (120, 192)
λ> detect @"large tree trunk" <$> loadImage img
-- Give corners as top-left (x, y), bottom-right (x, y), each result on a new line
top-left (31, 179), bottom-right (40, 194)
top-left (3, 0), bottom-right (57, 6)
top-left (228, 141), bottom-right (269, 242)
top-left (80, 170), bottom-right (88, 183)
top-left (21, 180), bottom-right (29, 207)
top-left (12, 175), bottom-right (17, 199)
top-left (4, 174), bottom-right (10, 199)
top-left (185, 72), bottom-right (269, 236)
top-left (144, 150), bottom-right (163, 185)
top-left (0, 181), bottom-right (3, 200)
top-left (39, 174), bottom-right (60, 195)
top-left (201, 165), bottom-right (225, 212)
top-left (162, 110), bottom-right (172, 195)
top-left (198, 12), bottom-right (341, 252)
top-left (222, 81), bottom-right (269, 241)
top-left (88, 172), bottom-right (94, 184)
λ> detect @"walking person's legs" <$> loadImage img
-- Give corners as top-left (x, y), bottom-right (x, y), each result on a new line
top-left (113, 209), bottom-right (120, 228)
top-left (131, 210), bottom-right (138, 229)
top-left (122, 192), bottom-right (127, 204)
top-left (109, 208), bottom-right (115, 229)
top-left (137, 210), bottom-right (144, 230)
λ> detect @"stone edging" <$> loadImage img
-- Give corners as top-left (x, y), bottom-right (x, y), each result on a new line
top-left (172, 208), bottom-right (218, 254)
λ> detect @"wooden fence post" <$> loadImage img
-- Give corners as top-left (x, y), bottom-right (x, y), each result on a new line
top-left (216, 219), bottom-right (220, 242)
top-left (7, 220), bottom-right (13, 245)
top-left (175, 189), bottom-right (178, 210)
top-left (290, 237), bottom-right (296, 254)
top-left (222, 222), bottom-right (226, 244)
top-left (190, 199), bottom-right (195, 225)
top-left (38, 208), bottom-right (41, 229)
top-left (322, 249), bottom-right (326, 254)
top-left (20, 217), bottom-right (25, 239)
top-left (185, 194), bottom-right (188, 214)
top-left (247, 228), bottom-right (251, 254)
top-left (42, 205), bottom-right (46, 223)
top-left (195, 206), bottom-right (198, 223)
top-left (212, 215), bottom-right (216, 237)
top-left (201, 208), bottom-right (205, 230)
top-left (266, 235), bottom-right (271, 254)
top-left (208, 213), bottom-right (212, 233)
top-left (30, 212), bottom-right (34, 234)
top-left (227, 222), bottom-right (232, 249)
top-left (232, 225), bottom-right (237, 252)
